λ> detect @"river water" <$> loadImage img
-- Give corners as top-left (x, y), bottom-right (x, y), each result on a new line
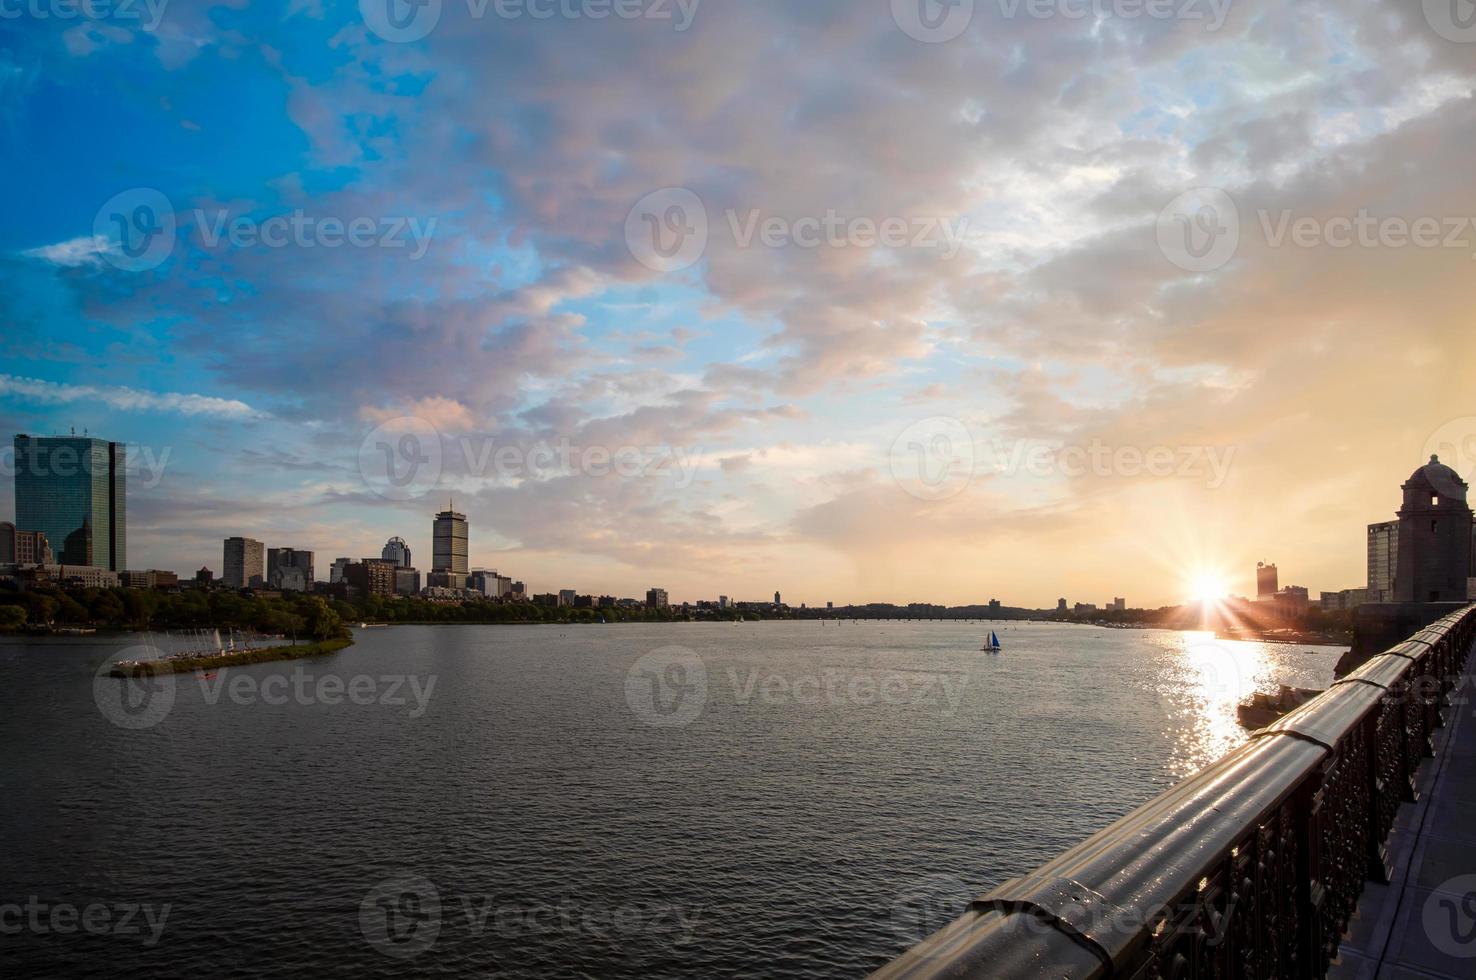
top-left (0, 621), bottom-right (1343, 978)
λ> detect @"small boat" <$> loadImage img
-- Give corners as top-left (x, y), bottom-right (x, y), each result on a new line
top-left (981, 631), bottom-right (1002, 653)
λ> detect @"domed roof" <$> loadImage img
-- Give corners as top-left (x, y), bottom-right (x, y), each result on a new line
top-left (1407, 455), bottom-right (1468, 498)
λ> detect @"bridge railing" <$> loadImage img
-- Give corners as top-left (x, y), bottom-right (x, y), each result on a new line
top-left (871, 604), bottom-right (1476, 980)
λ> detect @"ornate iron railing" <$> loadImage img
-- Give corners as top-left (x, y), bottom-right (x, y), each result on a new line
top-left (872, 604), bottom-right (1476, 980)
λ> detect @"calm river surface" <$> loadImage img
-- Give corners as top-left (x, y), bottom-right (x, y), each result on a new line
top-left (0, 621), bottom-right (1343, 978)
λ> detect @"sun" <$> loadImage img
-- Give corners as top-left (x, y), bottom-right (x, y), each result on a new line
top-left (1190, 573), bottom-right (1229, 604)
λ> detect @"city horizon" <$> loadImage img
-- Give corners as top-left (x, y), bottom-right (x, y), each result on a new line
top-left (3, 3), bottom-right (1475, 610)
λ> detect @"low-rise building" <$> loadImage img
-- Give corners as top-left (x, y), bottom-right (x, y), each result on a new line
top-left (122, 569), bottom-right (179, 590)
top-left (43, 565), bottom-right (121, 589)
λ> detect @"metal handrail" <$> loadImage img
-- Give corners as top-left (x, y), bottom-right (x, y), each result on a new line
top-left (871, 604), bottom-right (1476, 980)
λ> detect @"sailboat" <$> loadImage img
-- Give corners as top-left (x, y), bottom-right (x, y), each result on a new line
top-left (981, 631), bottom-right (1002, 653)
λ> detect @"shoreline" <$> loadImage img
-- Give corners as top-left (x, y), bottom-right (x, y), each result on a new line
top-left (109, 637), bottom-right (354, 676)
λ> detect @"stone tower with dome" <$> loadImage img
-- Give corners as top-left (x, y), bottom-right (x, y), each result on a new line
top-left (1393, 455), bottom-right (1474, 603)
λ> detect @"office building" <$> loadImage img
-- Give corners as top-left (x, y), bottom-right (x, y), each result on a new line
top-left (43, 564), bottom-right (119, 588)
top-left (329, 557), bottom-right (352, 584)
top-left (1112, 598), bottom-right (1127, 612)
top-left (267, 548), bottom-right (314, 592)
top-left (223, 537), bottom-right (266, 589)
top-left (1321, 588), bottom-right (1369, 611)
top-left (1256, 562), bottom-right (1279, 599)
top-left (775, 591), bottom-right (782, 605)
top-left (1367, 521), bottom-right (1399, 602)
top-left (646, 587), bottom-right (669, 609)
top-left (343, 559), bottom-right (397, 598)
top-left (1394, 456), bottom-right (1474, 603)
top-left (13, 434), bottom-right (126, 570)
top-left (433, 507), bottom-right (469, 576)
top-left (1, 523), bottom-right (53, 566)
top-left (394, 567), bottom-right (422, 596)
top-left (382, 536), bottom-right (413, 569)
top-left (469, 569), bottom-right (512, 598)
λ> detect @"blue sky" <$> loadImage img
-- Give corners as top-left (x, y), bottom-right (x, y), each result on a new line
top-left (2, 0), bottom-right (1474, 606)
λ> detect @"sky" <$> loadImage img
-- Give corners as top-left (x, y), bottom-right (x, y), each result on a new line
top-left (1, 0), bottom-right (1474, 608)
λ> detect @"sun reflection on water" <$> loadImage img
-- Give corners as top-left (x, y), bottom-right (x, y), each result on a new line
top-left (1158, 632), bottom-right (1273, 777)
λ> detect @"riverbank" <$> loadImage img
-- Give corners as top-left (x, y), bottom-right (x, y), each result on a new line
top-left (110, 637), bottom-right (354, 676)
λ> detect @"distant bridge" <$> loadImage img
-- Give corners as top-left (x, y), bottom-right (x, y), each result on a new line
top-left (873, 605), bottom-right (1476, 979)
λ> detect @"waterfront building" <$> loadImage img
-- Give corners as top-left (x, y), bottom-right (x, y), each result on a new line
top-left (1057, 598), bottom-right (1068, 612)
top-left (1367, 521), bottom-right (1399, 602)
top-left (558, 589), bottom-right (576, 607)
top-left (1272, 586), bottom-right (1311, 618)
top-left (469, 570), bottom-right (512, 598)
top-left (1256, 562), bottom-right (1279, 599)
top-left (343, 559), bottom-right (397, 598)
top-left (394, 567), bottom-right (422, 596)
top-left (0, 524), bottom-right (53, 566)
top-left (646, 588), bottom-right (669, 609)
top-left (1321, 588), bottom-right (1369, 611)
top-left (43, 564), bottom-right (120, 589)
top-left (598, 596), bottom-right (616, 608)
top-left (267, 548), bottom-right (314, 591)
top-left (121, 569), bottom-right (179, 589)
top-left (775, 591), bottom-right (782, 605)
top-left (432, 507), bottom-right (469, 577)
top-left (381, 536), bottom-right (413, 569)
top-left (13, 434), bottom-right (126, 570)
top-left (1393, 456), bottom-right (1474, 602)
top-left (718, 595), bottom-right (730, 609)
top-left (223, 537), bottom-right (266, 589)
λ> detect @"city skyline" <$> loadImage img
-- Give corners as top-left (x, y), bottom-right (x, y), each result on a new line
top-left (3, 4), bottom-right (1476, 607)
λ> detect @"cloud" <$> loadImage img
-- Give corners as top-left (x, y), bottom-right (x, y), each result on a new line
top-left (21, 235), bottom-right (115, 268)
top-left (0, 375), bottom-right (266, 420)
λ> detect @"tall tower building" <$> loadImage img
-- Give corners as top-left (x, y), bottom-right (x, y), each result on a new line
top-left (1256, 562), bottom-right (1279, 598)
top-left (1394, 456), bottom-right (1473, 603)
top-left (223, 537), bottom-right (266, 589)
top-left (13, 434), bottom-right (127, 570)
top-left (382, 536), bottom-right (413, 569)
top-left (432, 506), bottom-right (468, 577)
top-left (1367, 521), bottom-right (1399, 602)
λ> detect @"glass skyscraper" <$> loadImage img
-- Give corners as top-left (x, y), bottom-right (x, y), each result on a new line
top-left (13, 435), bottom-right (127, 571)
